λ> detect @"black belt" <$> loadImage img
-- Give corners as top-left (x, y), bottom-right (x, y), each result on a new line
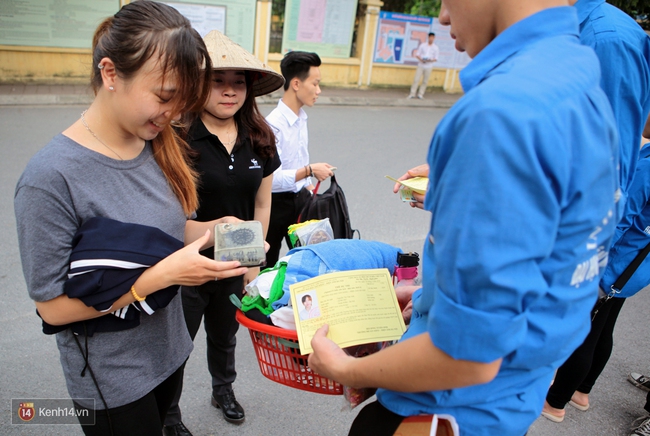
top-left (273, 190), bottom-right (303, 198)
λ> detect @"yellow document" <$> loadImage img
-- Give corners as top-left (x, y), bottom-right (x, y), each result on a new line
top-left (385, 175), bottom-right (429, 194)
top-left (290, 269), bottom-right (406, 355)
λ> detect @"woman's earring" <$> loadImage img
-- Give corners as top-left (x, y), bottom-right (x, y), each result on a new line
top-left (109, 86), bottom-right (114, 91)
top-left (98, 63), bottom-right (104, 70)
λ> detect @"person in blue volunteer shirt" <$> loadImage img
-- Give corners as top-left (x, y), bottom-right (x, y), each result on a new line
top-left (572, 0), bottom-right (650, 202)
top-left (612, 121), bottom-right (650, 436)
top-left (307, 1), bottom-right (619, 435)
top-left (543, 119), bottom-right (650, 425)
top-left (603, 147), bottom-right (650, 301)
top-left (542, 0), bottom-right (650, 421)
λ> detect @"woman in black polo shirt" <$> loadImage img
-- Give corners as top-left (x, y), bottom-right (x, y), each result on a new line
top-left (163, 31), bottom-right (284, 436)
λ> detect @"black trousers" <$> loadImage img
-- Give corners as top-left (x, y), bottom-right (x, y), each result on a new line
top-left (164, 276), bottom-right (244, 426)
top-left (546, 296), bottom-right (626, 409)
top-left (348, 401), bottom-right (404, 436)
top-left (74, 365), bottom-right (183, 436)
top-left (350, 400), bottom-right (529, 436)
top-left (266, 189), bottom-right (311, 268)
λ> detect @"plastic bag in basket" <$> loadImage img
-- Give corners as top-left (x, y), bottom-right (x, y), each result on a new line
top-left (341, 341), bottom-right (391, 410)
top-left (287, 219), bottom-right (334, 248)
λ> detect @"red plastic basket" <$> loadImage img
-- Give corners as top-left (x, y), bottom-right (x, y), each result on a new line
top-left (235, 310), bottom-right (343, 395)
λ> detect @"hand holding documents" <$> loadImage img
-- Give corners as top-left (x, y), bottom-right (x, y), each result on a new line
top-left (386, 175), bottom-right (429, 202)
top-left (385, 175), bottom-right (429, 194)
top-left (290, 269), bottom-right (406, 355)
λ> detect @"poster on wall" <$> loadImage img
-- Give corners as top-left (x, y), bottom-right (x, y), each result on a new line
top-left (0, 0), bottom-right (118, 49)
top-left (162, 0), bottom-right (256, 53)
top-left (373, 11), bottom-right (470, 70)
top-left (165, 2), bottom-right (226, 36)
top-left (373, 12), bottom-right (431, 65)
top-left (430, 18), bottom-right (471, 69)
top-left (281, 0), bottom-right (358, 58)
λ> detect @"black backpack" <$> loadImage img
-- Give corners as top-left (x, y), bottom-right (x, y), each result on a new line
top-left (297, 175), bottom-right (359, 240)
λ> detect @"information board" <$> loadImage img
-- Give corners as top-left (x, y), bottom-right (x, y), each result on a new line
top-left (0, 0), bottom-right (118, 49)
top-left (281, 0), bottom-right (358, 58)
top-left (166, 2), bottom-right (226, 36)
top-left (430, 18), bottom-right (471, 70)
top-left (162, 0), bottom-right (256, 52)
top-left (374, 11), bottom-right (470, 70)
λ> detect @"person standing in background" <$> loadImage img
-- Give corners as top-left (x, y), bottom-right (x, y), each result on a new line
top-left (408, 32), bottom-right (439, 99)
top-left (162, 30), bottom-right (284, 436)
top-left (265, 51), bottom-right (336, 268)
top-left (629, 368), bottom-right (650, 435)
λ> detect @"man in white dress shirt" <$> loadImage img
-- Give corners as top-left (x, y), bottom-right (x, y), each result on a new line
top-left (265, 51), bottom-right (336, 267)
top-left (408, 32), bottom-right (440, 99)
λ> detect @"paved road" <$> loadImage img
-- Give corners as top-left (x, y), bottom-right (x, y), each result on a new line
top-left (1, 105), bottom-right (648, 435)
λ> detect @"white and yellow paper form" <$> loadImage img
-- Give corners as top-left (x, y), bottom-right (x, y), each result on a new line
top-left (290, 269), bottom-right (406, 355)
top-left (385, 175), bottom-right (429, 202)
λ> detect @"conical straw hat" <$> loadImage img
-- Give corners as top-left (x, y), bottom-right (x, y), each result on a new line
top-left (203, 30), bottom-right (284, 97)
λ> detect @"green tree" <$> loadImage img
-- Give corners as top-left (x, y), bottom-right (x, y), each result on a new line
top-left (400, 0), bottom-right (650, 26)
top-left (608, 0), bottom-right (650, 28)
top-left (404, 0), bottom-right (441, 17)
top-left (383, 0), bottom-right (650, 27)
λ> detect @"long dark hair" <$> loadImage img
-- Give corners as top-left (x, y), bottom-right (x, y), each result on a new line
top-left (90, 0), bottom-right (212, 215)
top-left (184, 70), bottom-right (277, 159)
top-left (235, 71), bottom-right (277, 159)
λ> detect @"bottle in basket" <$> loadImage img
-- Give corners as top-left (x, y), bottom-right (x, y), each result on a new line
top-left (393, 252), bottom-right (420, 287)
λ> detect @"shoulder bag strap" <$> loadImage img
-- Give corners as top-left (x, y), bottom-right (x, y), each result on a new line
top-left (593, 240), bottom-right (650, 321)
top-left (611, 240), bottom-right (650, 295)
top-left (297, 180), bottom-right (322, 224)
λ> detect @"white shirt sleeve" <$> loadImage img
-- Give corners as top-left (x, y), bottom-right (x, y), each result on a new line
top-left (271, 144), bottom-right (300, 192)
top-left (266, 101), bottom-right (311, 193)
